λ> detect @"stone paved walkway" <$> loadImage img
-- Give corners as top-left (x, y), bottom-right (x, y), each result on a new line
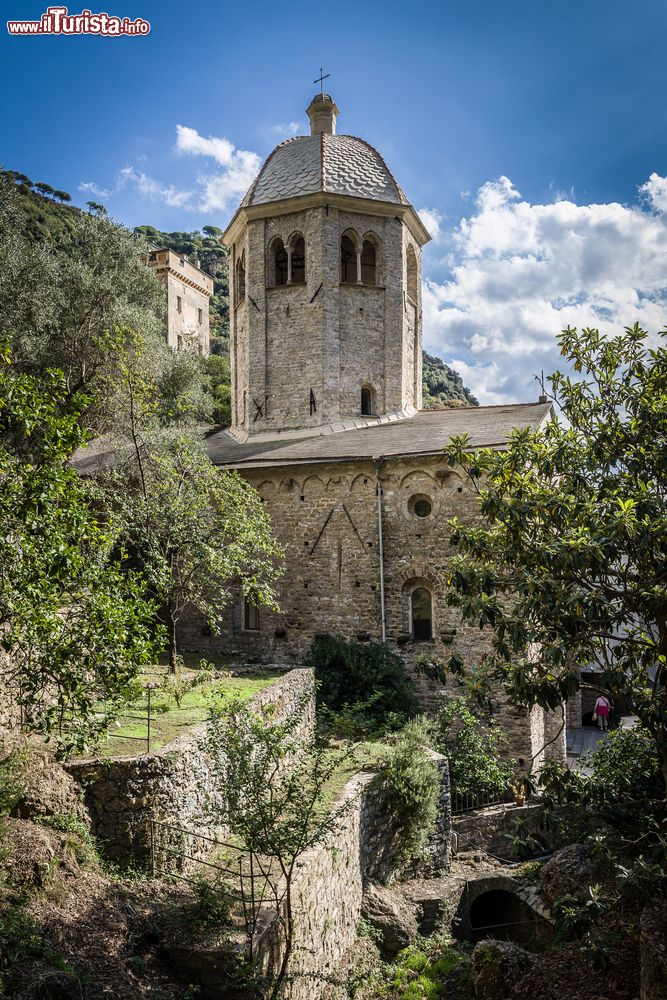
top-left (567, 716), bottom-right (637, 773)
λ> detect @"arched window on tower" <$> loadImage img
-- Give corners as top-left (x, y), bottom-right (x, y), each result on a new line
top-left (290, 235), bottom-right (305, 284)
top-left (361, 384), bottom-right (374, 416)
top-left (406, 245), bottom-right (418, 304)
top-left (341, 234), bottom-right (357, 284)
top-left (236, 252), bottom-right (246, 302)
top-left (411, 587), bottom-right (433, 641)
top-left (273, 238), bottom-right (288, 286)
top-left (361, 238), bottom-right (377, 285)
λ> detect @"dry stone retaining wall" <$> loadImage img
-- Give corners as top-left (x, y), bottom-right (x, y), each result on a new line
top-left (66, 667), bottom-right (314, 866)
top-left (253, 751), bottom-right (451, 1000)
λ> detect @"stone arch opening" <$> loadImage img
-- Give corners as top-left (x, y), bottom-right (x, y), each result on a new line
top-left (455, 875), bottom-right (554, 947)
top-left (341, 231), bottom-right (359, 284)
top-left (361, 236), bottom-right (378, 285)
top-left (271, 237), bottom-right (288, 287)
top-left (411, 586), bottom-right (432, 641)
top-left (406, 244), bottom-right (418, 304)
top-left (288, 233), bottom-right (306, 284)
top-left (468, 890), bottom-right (552, 945)
top-left (360, 383), bottom-right (374, 416)
top-left (235, 252), bottom-right (246, 302)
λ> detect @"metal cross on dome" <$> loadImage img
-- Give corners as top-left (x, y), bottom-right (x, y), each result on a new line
top-left (314, 67), bottom-right (330, 95)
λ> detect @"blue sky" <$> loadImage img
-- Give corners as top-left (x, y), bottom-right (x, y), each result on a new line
top-left (2, 0), bottom-right (667, 402)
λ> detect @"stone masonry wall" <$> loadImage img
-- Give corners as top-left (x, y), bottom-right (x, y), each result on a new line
top-left (253, 751), bottom-right (451, 1000)
top-left (178, 453), bottom-right (565, 766)
top-left (66, 668), bottom-right (314, 867)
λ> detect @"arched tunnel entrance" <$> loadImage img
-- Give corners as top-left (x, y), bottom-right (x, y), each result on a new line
top-left (456, 876), bottom-right (554, 946)
top-left (469, 889), bottom-right (552, 945)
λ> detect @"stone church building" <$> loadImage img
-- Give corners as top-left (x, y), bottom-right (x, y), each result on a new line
top-left (183, 92), bottom-right (564, 765)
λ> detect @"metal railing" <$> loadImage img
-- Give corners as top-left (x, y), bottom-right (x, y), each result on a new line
top-left (148, 817), bottom-right (272, 957)
top-left (451, 788), bottom-right (516, 815)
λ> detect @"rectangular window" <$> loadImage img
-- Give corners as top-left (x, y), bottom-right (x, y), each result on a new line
top-left (177, 295), bottom-right (182, 313)
top-left (244, 599), bottom-right (260, 631)
top-left (198, 308), bottom-right (203, 325)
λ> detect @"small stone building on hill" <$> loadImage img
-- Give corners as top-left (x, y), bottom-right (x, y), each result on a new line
top-left (144, 247), bottom-right (213, 355)
top-left (180, 92), bottom-right (565, 766)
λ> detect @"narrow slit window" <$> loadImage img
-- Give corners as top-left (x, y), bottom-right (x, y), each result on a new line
top-left (411, 587), bottom-right (432, 641)
top-left (244, 598), bottom-right (260, 631)
top-left (361, 385), bottom-right (373, 416)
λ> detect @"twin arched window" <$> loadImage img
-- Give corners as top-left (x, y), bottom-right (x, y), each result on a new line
top-left (341, 232), bottom-right (379, 285)
top-left (271, 234), bottom-right (306, 287)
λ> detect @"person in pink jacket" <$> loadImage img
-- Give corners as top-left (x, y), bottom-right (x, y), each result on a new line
top-left (594, 694), bottom-right (612, 730)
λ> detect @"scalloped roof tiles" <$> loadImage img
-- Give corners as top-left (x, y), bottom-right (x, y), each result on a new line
top-left (241, 133), bottom-right (408, 208)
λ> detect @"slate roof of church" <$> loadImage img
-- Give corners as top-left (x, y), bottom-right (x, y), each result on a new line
top-left (206, 402), bottom-right (553, 470)
top-left (240, 133), bottom-right (408, 208)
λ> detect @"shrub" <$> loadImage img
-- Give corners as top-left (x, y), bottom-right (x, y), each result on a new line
top-left (311, 636), bottom-right (419, 734)
top-left (435, 697), bottom-right (514, 798)
top-left (584, 724), bottom-right (662, 801)
top-left (379, 719), bottom-right (441, 861)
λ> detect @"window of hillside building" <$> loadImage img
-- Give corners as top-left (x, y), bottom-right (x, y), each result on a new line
top-left (198, 308), bottom-right (203, 325)
top-left (341, 234), bottom-right (357, 283)
top-left (361, 239), bottom-right (377, 285)
top-left (273, 239), bottom-right (288, 286)
top-left (291, 236), bottom-right (306, 283)
top-left (244, 598), bottom-right (260, 631)
top-left (411, 587), bottom-right (433, 641)
top-left (236, 253), bottom-right (246, 302)
top-left (176, 295), bottom-right (182, 314)
top-left (361, 384), bottom-right (374, 416)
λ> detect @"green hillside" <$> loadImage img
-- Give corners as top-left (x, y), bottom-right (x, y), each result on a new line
top-left (422, 351), bottom-right (479, 408)
top-left (2, 169), bottom-right (478, 411)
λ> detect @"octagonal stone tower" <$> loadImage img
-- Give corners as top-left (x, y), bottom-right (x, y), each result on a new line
top-left (223, 93), bottom-right (431, 440)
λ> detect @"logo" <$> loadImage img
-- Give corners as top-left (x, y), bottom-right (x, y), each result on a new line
top-left (7, 6), bottom-right (151, 36)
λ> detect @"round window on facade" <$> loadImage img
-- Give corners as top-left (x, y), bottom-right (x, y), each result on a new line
top-left (410, 495), bottom-right (433, 518)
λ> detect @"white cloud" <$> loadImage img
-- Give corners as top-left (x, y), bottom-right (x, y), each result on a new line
top-left (270, 121), bottom-right (303, 137)
top-left (418, 207), bottom-right (445, 243)
top-left (175, 125), bottom-right (261, 211)
top-left (639, 172), bottom-right (667, 214)
top-left (78, 180), bottom-right (110, 199)
top-left (79, 167), bottom-right (192, 209)
top-left (423, 175), bottom-right (667, 404)
top-left (117, 166), bottom-right (191, 208)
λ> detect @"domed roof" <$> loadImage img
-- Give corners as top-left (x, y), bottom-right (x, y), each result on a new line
top-left (240, 133), bottom-right (409, 209)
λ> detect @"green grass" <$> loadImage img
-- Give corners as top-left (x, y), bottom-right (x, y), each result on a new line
top-left (92, 666), bottom-right (273, 758)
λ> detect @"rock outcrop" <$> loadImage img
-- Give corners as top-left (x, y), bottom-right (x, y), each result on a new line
top-left (360, 883), bottom-right (419, 955)
top-left (471, 939), bottom-right (537, 1000)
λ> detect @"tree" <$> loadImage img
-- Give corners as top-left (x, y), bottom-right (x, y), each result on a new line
top-left (205, 694), bottom-right (350, 998)
top-left (0, 341), bottom-right (159, 752)
top-left (102, 434), bottom-right (283, 672)
top-left (52, 189), bottom-right (72, 204)
top-left (425, 325), bottom-right (667, 792)
top-left (86, 200), bottom-right (107, 215)
top-left (34, 182), bottom-right (54, 198)
top-left (0, 175), bottom-right (213, 435)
